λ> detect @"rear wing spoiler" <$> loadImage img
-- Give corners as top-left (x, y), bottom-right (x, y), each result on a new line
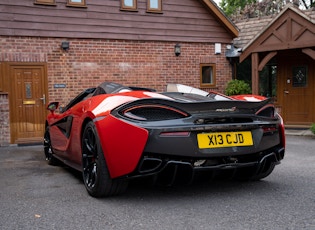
top-left (115, 97), bottom-right (273, 116)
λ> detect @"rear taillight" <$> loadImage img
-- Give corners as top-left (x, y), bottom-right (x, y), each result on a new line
top-left (262, 126), bottom-right (277, 133)
top-left (277, 113), bottom-right (286, 148)
top-left (255, 105), bottom-right (275, 118)
top-left (120, 105), bottom-right (189, 121)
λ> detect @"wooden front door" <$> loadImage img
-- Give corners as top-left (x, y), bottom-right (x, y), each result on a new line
top-left (278, 53), bottom-right (314, 126)
top-left (9, 64), bottom-right (48, 144)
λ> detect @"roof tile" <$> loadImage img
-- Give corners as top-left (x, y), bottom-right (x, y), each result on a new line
top-left (233, 6), bottom-right (315, 49)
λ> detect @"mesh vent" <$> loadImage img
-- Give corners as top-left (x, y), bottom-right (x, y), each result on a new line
top-left (123, 107), bottom-right (188, 121)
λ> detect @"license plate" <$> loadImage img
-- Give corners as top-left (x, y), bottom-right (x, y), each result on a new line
top-left (197, 131), bottom-right (253, 149)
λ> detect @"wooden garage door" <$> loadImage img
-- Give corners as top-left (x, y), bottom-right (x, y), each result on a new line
top-left (10, 64), bottom-right (48, 144)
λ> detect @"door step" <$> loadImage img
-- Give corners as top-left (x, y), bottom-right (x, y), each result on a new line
top-left (15, 137), bottom-right (43, 146)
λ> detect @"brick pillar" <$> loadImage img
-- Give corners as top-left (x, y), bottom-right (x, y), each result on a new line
top-left (0, 93), bottom-right (10, 146)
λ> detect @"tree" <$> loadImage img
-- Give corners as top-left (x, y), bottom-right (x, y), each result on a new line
top-left (219, 0), bottom-right (255, 17)
top-left (220, 0), bottom-right (315, 19)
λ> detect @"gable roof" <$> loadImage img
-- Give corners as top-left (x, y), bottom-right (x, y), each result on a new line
top-left (201, 0), bottom-right (239, 37)
top-left (233, 4), bottom-right (315, 61)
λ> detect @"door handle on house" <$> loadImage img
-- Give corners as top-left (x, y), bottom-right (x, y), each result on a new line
top-left (284, 90), bottom-right (289, 94)
top-left (40, 94), bottom-right (46, 105)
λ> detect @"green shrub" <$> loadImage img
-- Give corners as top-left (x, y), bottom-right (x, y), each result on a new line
top-left (225, 79), bottom-right (251, 96)
top-left (310, 123), bottom-right (315, 134)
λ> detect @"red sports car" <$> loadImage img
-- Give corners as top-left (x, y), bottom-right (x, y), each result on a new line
top-left (44, 82), bottom-right (285, 197)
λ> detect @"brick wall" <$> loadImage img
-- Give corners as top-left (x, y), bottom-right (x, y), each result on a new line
top-left (0, 36), bottom-right (232, 144)
top-left (1, 36), bottom-right (232, 106)
top-left (0, 93), bottom-right (10, 146)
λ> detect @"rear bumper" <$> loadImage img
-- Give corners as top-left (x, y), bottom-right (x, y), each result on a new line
top-left (143, 125), bottom-right (282, 158)
top-left (128, 145), bottom-right (285, 181)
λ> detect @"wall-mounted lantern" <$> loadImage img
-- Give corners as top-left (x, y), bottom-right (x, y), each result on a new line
top-left (174, 43), bottom-right (181, 56)
top-left (61, 41), bottom-right (70, 51)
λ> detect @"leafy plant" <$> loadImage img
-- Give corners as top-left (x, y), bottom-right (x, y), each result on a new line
top-left (225, 79), bottom-right (251, 96)
top-left (310, 123), bottom-right (315, 135)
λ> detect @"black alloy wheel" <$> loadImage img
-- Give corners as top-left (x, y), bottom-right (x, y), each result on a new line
top-left (81, 121), bottom-right (128, 197)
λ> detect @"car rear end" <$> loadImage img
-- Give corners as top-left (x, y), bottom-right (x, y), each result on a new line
top-left (111, 93), bottom-right (285, 183)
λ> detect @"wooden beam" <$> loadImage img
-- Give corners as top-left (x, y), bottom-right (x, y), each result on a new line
top-left (258, 51), bottom-right (277, 71)
top-left (292, 26), bottom-right (307, 41)
top-left (302, 48), bottom-right (315, 60)
top-left (251, 53), bottom-right (259, 95)
top-left (0, 63), bottom-right (2, 92)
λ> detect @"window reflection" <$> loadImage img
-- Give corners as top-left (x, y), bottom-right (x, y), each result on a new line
top-left (124, 0), bottom-right (133, 7)
top-left (202, 66), bottom-right (213, 84)
top-left (149, 0), bottom-right (159, 9)
top-left (200, 64), bottom-right (216, 87)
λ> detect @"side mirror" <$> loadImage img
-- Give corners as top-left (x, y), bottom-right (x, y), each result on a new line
top-left (47, 102), bottom-right (59, 112)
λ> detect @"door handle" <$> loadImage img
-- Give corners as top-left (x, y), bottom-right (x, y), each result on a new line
top-left (284, 90), bottom-right (289, 94)
top-left (40, 94), bottom-right (46, 105)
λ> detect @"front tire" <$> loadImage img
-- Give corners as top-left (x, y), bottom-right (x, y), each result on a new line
top-left (44, 127), bottom-right (58, 166)
top-left (82, 121), bottom-right (128, 197)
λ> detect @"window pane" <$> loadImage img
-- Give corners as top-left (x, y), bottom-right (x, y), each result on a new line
top-left (149, 0), bottom-right (159, 9)
top-left (124, 0), bottom-right (134, 7)
top-left (292, 66), bottom-right (307, 87)
top-left (67, 0), bottom-right (86, 6)
top-left (202, 66), bottom-right (213, 84)
top-left (34, 0), bottom-right (55, 4)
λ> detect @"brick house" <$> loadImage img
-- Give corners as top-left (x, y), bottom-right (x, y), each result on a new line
top-left (0, 0), bottom-right (238, 145)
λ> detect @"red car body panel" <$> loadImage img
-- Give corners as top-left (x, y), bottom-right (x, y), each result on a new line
top-left (46, 91), bottom-right (164, 176)
top-left (95, 115), bottom-right (149, 178)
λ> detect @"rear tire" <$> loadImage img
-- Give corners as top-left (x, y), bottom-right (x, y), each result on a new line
top-left (82, 121), bottom-right (128, 197)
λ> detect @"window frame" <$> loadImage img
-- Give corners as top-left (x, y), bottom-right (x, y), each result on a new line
top-left (200, 63), bottom-right (216, 88)
top-left (147, 0), bottom-right (162, 13)
top-left (66, 0), bottom-right (87, 7)
top-left (121, 0), bottom-right (138, 11)
top-left (34, 0), bottom-right (56, 6)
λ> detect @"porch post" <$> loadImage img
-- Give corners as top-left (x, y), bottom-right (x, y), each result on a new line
top-left (251, 53), bottom-right (259, 94)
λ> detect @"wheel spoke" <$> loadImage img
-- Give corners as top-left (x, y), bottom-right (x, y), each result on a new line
top-left (84, 128), bottom-right (97, 155)
top-left (83, 162), bottom-right (97, 188)
top-left (82, 126), bottom-right (98, 189)
top-left (84, 138), bottom-right (95, 155)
